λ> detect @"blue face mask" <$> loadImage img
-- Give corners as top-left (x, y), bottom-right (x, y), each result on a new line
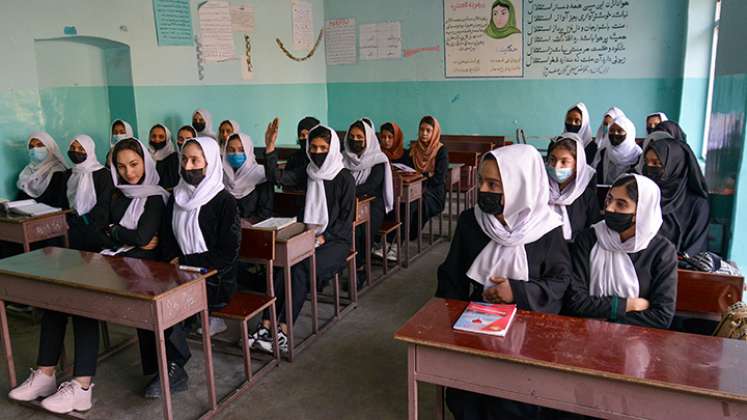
top-left (111, 134), bottom-right (127, 145)
top-left (226, 152), bottom-right (247, 169)
top-left (547, 165), bottom-right (574, 184)
top-left (28, 147), bottom-right (49, 164)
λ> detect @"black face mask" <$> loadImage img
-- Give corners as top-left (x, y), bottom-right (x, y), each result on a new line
top-left (181, 168), bottom-right (205, 186)
top-left (68, 151), bottom-right (87, 164)
top-left (310, 152), bottom-right (328, 168)
top-left (348, 140), bottom-right (365, 154)
top-left (608, 133), bottom-right (626, 146)
top-left (477, 191), bottom-right (504, 215)
top-left (193, 121), bottom-right (206, 132)
top-left (565, 123), bottom-right (581, 134)
top-left (150, 141), bottom-right (167, 150)
top-left (643, 165), bottom-right (664, 183)
top-left (646, 126), bottom-right (655, 135)
top-left (605, 211), bottom-right (634, 233)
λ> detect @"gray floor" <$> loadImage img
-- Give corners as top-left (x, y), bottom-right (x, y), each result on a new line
top-left (0, 240), bottom-right (452, 420)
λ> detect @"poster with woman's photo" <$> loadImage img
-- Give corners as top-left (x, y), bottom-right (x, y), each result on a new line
top-left (444, 0), bottom-right (523, 78)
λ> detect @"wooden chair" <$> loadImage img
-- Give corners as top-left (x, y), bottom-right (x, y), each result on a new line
top-left (378, 175), bottom-right (403, 276)
top-left (676, 269), bottom-right (744, 317)
top-left (448, 151), bottom-right (480, 210)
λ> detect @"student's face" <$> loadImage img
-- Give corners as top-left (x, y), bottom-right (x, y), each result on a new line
top-left (150, 126), bottom-right (167, 144)
top-left (69, 140), bottom-right (86, 154)
top-left (565, 110), bottom-right (582, 126)
top-left (112, 122), bottom-right (127, 135)
top-left (28, 138), bottom-right (44, 149)
top-left (646, 116), bottom-right (661, 132)
top-left (193, 113), bottom-right (205, 127)
top-left (603, 115), bottom-right (613, 126)
top-left (608, 123), bottom-right (627, 145)
top-left (548, 147), bottom-right (576, 172)
top-left (380, 129), bottom-right (395, 150)
top-left (418, 123), bottom-right (434, 143)
top-left (181, 143), bottom-right (207, 171)
top-left (309, 137), bottom-right (330, 154)
top-left (116, 149), bottom-right (145, 185)
top-left (177, 129), bottom-right (194, 147)
top-left (478, 159), bottom-right (503, 194)
top-left (348, 126), bottom-right (366, 154)
top-left (644, 149), bottom-right (663, 167)
top-left (492, 5), bottom-right (510, 28)
top-left (605, 185), bottom-right (637, 217)
top-left (226, 137), bottom-right (245, 154)
top-left (219, 122), bottom-right (234, 142)
top-left (299, 129), bottom-right (310, 141)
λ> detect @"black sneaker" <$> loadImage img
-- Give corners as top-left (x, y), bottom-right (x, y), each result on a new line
top-left (143, 362), bottom-right (189, 399)
top-left (255, 330), bottom-right (289, 355)
top-left (247, 325), bottom-right (271, 348)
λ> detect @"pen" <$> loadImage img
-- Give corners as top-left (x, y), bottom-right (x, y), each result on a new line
top-left (178, 265), bottom-right (208, 274)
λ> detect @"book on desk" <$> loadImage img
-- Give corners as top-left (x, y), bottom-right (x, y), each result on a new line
top-left (453, 302), bottom-right (517, 337)
top-left (250, 217), bottom-right (297, 231)
top-left (0, 199), bottom-right (61, 217)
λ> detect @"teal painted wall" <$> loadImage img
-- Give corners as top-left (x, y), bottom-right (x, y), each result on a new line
top-left (324, 0), bottom-right (689, 142)
top-left (0, 0), bottom-right (328, 199)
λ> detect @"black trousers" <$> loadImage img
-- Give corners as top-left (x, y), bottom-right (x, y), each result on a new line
top-left (136, 324), bottom-right (191, 376)
top-left (37, 311), bottom-right (99, 377)
top-left (274, 240), bottom-right (349, 324)
top-left (404, 188), bottom-right (445, 241)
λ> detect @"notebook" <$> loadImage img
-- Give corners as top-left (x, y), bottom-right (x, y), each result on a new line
top-left (392, 163), bottom-right (417, 173)
top-left (2, 200), bottom-right (61, 217)
top-left (453, 302), bottom-right (517, 337)
top-left (251, 217), bottom-right (297, 231)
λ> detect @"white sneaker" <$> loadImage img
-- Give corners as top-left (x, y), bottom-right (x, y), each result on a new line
top-left (372, 246), bottom-right (385, 259)
top-left (197, 317), bottom-right (228, 336)
top-left (8, 369), bottom-right (57, 402)
top-left (256, 330), bottom-right (289, 354)
top-left (40, 380), bottom-right (93, 414)
top-left (385, 243), bottom-right (399, 262)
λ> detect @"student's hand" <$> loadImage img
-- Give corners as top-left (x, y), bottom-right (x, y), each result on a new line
top-left (483, 276), bottom-right (514, 304)
top-left (265, 117), bottom-right (279, 154)
top-left (169, 257), bottom-right (179, 266)
top-left (316, 235), bottom-right (326, 247)
top-left (625, 298), bottom-right (650, 312)
top-left (140, 236), bottom-right (159, 251)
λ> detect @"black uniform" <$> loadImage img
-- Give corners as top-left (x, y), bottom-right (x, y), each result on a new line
top-left (156, 152), bottom-right (180, 190)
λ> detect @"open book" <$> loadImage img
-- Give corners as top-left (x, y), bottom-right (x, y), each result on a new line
top-left (2, 199), bottom-right (61, 217)
top-left (392, 163), bottom-right (417, 173)
top-left (251, 217), bottom-right (297, 231)
top-left (453, 302), bottom-right (517, 337)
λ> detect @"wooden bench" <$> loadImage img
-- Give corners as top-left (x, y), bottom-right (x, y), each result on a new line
top-left (447, 151), bottom-right (480, 212)
top-left (441, 134), bottom-right (505, 149)
top-left (676, 268), bottom-right (744, 316)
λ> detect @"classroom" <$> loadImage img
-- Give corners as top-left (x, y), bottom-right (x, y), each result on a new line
top-left (0, 0), bottom-right (746, 419)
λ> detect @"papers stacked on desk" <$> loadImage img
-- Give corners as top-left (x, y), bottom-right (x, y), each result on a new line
top-left (2, 199), bottom-right (61, 217)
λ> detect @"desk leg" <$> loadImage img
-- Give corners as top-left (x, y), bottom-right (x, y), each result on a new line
top-left (435, 385), bottom-right (445, 420)
top-left (22, 241), bottom-right (30, 253)
top-left (365, 219), bottom-right (371, 291)
top-left (0, 300), bottom-right (16, 388)
top-left (62, 233), bottom-right (69, 248)
top-left (266, 262), bottom-right (280, 361)
top-left (417, 198), bottom-right (423, 255)
top-left (154, 315), bottom-right (174, 420)
top-left (284, 264), bottom-right (295, 362)
top-left (310, 253), bottom-right (318, 333)
top-left (447, 182), bottom-right (453, 240)
top-left (200, 308), bottom-right (217, 410)
top-left (408, 345), bottom-right (418, 420)
top-left (403, 199), bottom-right (411, 268)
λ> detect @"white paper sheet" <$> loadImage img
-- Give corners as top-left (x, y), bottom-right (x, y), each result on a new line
top-left (292, 1), bottom-right (314, 50)
top-left (230, 4), bottom-right (254, 33)
top-left (325, 18), bottom-right (357, 65)
top-left (198, 0), bottom-right (236, 62)
top-left (359, 21), bottom-right (402, 61)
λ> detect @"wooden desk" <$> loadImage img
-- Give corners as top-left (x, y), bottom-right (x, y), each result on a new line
top-left (395, 172), bottom-right (423, 268)
top-left (448, 151), bottom-right (480, 212)
top-left (446, 164), bottom-right (463, 240)
top-left (240, 223), bottom-right (317, 362)
top-left (0, 211), bottom-right (70, 252)
top-left (0, 248), bottom-right (217, 420)
top-left (354, 196), bottom-right (374, 297)
top-left (676, 268), bottom-right (744, 317)
top-left (395, 298), bottom-right (747, 420)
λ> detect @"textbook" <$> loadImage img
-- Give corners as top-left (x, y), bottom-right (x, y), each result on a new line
top-left (392, 163), bottom-right (417, 173)
top-left (453, 302), bottom-right (517, 337)
top-left (2, 199), bottom-right (60, 217)
top-left (252, 217), bottom-right (297, 231)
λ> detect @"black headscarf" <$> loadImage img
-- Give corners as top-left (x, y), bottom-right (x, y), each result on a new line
top-left (654, 120), bottom-right (687, 143)
top-left (297, 116), bottom-right (320, 138)
top-left (644, 138), bottom-right (708, 214)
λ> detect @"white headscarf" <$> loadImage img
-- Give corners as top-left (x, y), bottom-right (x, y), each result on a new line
top-left (594, 115), bottom-right (640, 184)
top-left (589, 174), bottom-right (663, 298)
top-left (148, 123), bottom-right (177, 162)
top-left (564, 103), bottom-right (593, 147)
top-left (645, 112), bottom-right (669, 128)
top-left (67, 135), bottom-right (104, 215)
top-left (547, 133), bottom-right (596, 240)
top-left (193, 108), bottom-right (216, 140)
top-left (467, 145), bottom-right (563, 285)
top-left (110, 138), bottom-right (170, 229)
top-left (17, 131), bottom-right (67, 198)
top-left (343, 120), bottom-right (394, 213)
top-left (222, 133), bottom-right (266, 199)
top-left (304, 125), bottom-right (345, 234)
top-left (172, 137), bottom-right (225, 254)
top-left (594, 107), bottom-right (626, 146)
top-left (635, 131), bottom-right (675, 173)
top-left (111, 119), bottom-right (134, 146)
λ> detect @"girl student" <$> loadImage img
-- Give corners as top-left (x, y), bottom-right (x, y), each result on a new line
top-left (148, 123), bottom-right (179, 189)
top-left (279, 116), bottom-right (320, 190)
top-left (176, 125), bottom-right (197, 150)
top-left (218, 119), bottom-right (240, 151)
top-left (108, 119), bottom-right (135, 167)
top-left (436, 144), bottom-right (571, 420)
top-left (645, 112), bottom-right (668, 135)
top-left (192, 108), bottom-right (216, 140)
top-left (592, 114), bottom-right (640, 185)
top-left (379, 121), bottom-right (408, 165)
top-left (250, 125), bottom-right (355, 354)
top-left (546, 133), bottom-right (601, 241)
top-left (16, 131), bottom-right (68, 208)
top-left (561, 102), bottom-right (595, 164)
top-left (564, 174), bottom-right (677, 329)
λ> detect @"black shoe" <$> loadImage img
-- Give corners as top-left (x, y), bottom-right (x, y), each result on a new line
top-left (143, 362), bottom-right (189, 399)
